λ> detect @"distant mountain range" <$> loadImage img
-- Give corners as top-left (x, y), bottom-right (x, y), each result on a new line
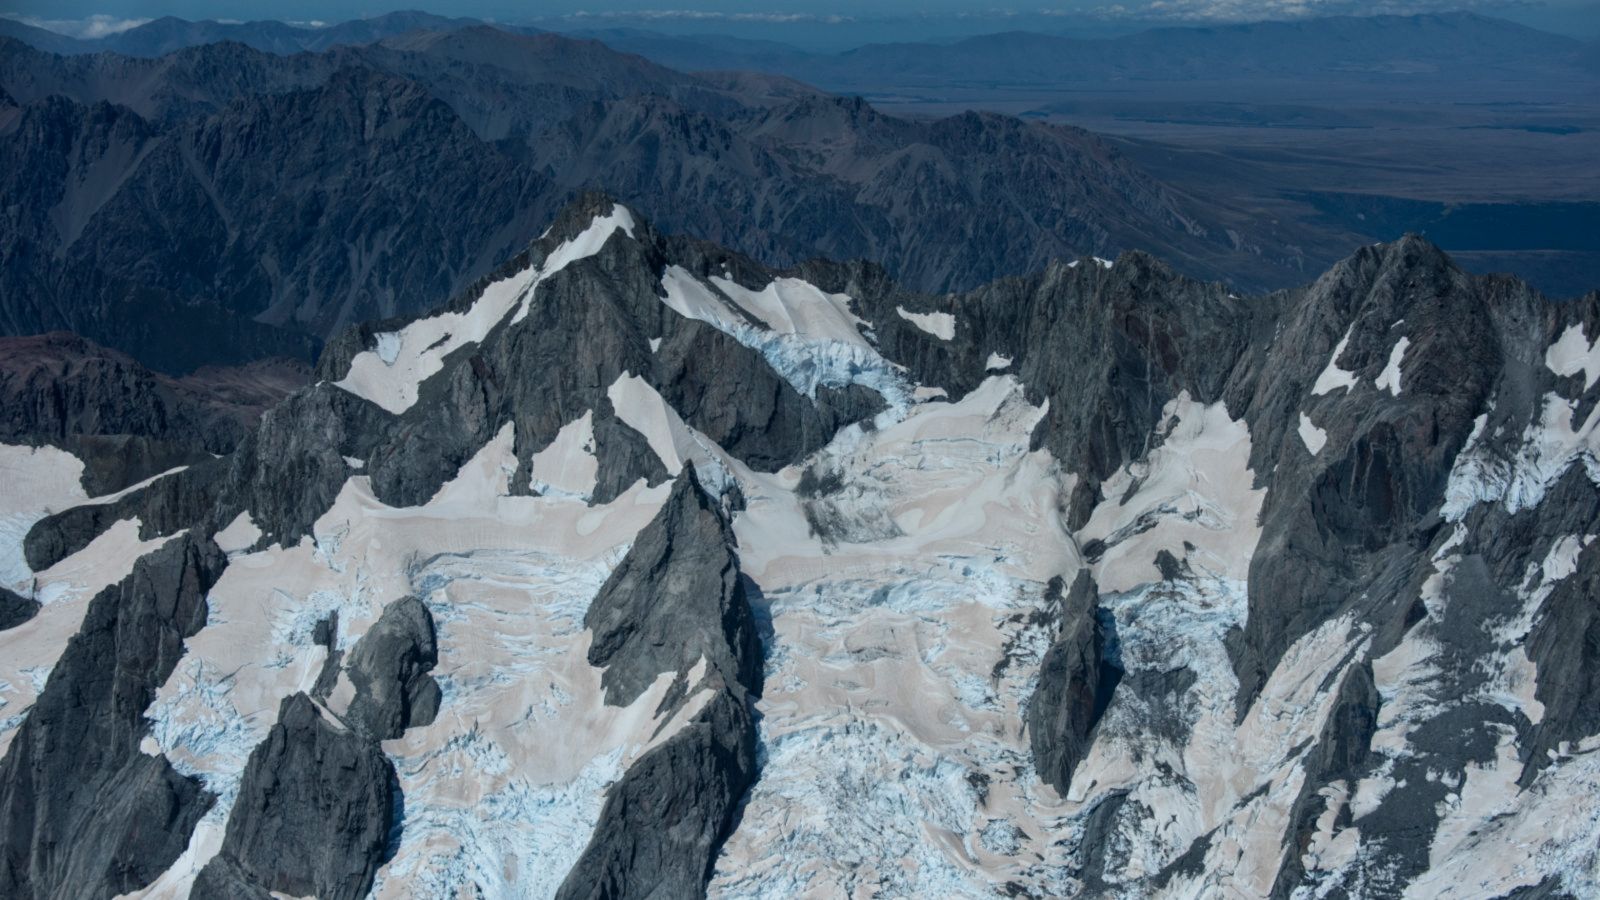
top-left (0, 26), bottom-right (1339, 373)
top-left (596, 12), bottom-right (1592, 87)
top-left (7, 10), bottom-right (1587, 87)
top-left (0, 11), bottom-right (510, 58)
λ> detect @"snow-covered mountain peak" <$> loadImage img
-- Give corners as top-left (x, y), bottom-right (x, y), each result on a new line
top-left (2, 202), bottom-right (1599, 899)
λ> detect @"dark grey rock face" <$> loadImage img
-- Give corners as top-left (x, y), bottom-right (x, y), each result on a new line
top-left (191, 693), bottom-right (397, 900)
top-left (837, 228), bottom-right (1600, 893)
top-left (0, 587), bottom-right (38, 631)
top-left (585, 466), bottom-right (762, 708)
top-left (216, 383), bottom-right (391, 547)
top-left (4, 190), bottom-right (1598, 898)
top-left (557, 688), bottom-right (759, 900)
top-left (560, 466), bottom-right (764, 900)
top-left (0, 534), bottom-right (223, 900)
top-left (0, 332), bottom-right (307, 494)
top-left (24, 458), bottom-right (226, 572)
top-left (1270, 661), bottom-right (1379, 898)
top-left (1027, 572), bottom-right (1120, 793)
top-left (0, 30), bottom-right (1328, 373)
top-left (344, 596), bottom-right (442, 740)
top-left (337, 199), bottom-right (885, 518)
top-left (828, 249), bottom-right (1258, 516)
top-left (1223, 237), bottom-right (1504, 714)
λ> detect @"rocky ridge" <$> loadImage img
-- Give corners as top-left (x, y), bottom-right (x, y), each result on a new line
top-left (0, 196), bottom-right (1595, 897)
top-left (0, 31), bottom-right (1330, 373)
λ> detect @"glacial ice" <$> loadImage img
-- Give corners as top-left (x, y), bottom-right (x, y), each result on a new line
top-left (659, 266), bottom-right (915, 412)
top-left (1443, 393), bottom-right (1600, 521)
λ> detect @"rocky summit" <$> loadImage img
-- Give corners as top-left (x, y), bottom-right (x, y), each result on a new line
top-left (1, 193), bottom-right (1598, 899)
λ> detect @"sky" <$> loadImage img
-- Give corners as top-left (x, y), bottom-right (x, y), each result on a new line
top-left (5, 0), bottom-right (1597, 47)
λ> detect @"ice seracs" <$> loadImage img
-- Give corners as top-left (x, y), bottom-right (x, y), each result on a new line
top-left (15, 203), bottom-right (1599, 900)
top-left (658, 265), bottom-right (914, 411)
top-left (712, 376), bottom-right (1078, 895)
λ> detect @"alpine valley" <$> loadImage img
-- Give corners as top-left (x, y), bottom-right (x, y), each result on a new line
top-left (4, 11), bottom-right (1600, 900)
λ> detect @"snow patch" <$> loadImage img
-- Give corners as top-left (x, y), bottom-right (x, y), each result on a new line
top-left (1442, 392), bottom-right (1600, 521)
top-left (1546, 323), bottom-right (1600, 390)
top-left (896, 305), bottom-right (956, 341)
top-left (1298, 412), bottom-right (1328, 456)
top-left (985, 352), bottom-right (1012, 371)
top-left (213, 511), bottom-right (262, 556)
top-left (606, 374), bottom-right (739, 500)
top-left (1374, 336), bottom-right (1411, 396)
top-left (0, 443), bottom-right (88, 594)
top-left (1080, 394), bottom-right (1266, 594)
top-left (528, 411), bottom-right (599, 501)
top-left (1312, 327), bottom-right (1359, 396)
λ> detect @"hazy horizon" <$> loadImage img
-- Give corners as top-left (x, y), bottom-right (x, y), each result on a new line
top-left (6, 0), bottom-right (1598, 50)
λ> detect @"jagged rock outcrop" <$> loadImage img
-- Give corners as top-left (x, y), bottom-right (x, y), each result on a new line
top-left (560, 466), bottom-right (763, 899)
top-left (1224, 236), bottom-right (1504, 713)
top-left (557, 688), bottom-right (759, 900)
top-left (344, 596), bottom-right (442, 740)
top-left (584, 467), bottom-right (762, 707)
top-left (0, 30), bottom-right (1328, 372)
top-left (2, 195), bottom-right (1598, 898)
top-left (0, 332), bottom-right (307, 494)
top-left (191, 693), bottom-right (397, 900)
top-left (1269, 661), bottom-right (1380, 897)
top-left (1027, 572), bottom-right (1120, 793)
top-left (0, 534), bottom-right (224, 900)
top-left (24, 459), bottom-right (227, 571)
top-left (0, 587), bottom-right (37, 631)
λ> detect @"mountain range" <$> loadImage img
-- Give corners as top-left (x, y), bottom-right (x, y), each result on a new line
top-left (580, 12), bottom-right (1593, 88)
top-left (0, 11), bottom-right (507, 58)
top-left (0, 25), bottom-right (1340, 373)
top-left (8, 11), bottom-right (1586, 87)
top-left (1, 194), bottom-right (1597, 898)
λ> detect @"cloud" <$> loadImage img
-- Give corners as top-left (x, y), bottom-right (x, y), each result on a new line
top-left (2, 13), bottom-right (151, 39)
top-left (1062, 0), bottom-right (1535, 22)
top-left (565, 9), bottom-right (855, 24)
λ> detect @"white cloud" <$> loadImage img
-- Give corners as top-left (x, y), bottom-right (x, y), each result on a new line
top-left (565, 9), bottom-right (855, 24)
top-left (2, 13), bottom-right (152, 39)
top-left (1068, 0), bottom-right (1535, 22)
